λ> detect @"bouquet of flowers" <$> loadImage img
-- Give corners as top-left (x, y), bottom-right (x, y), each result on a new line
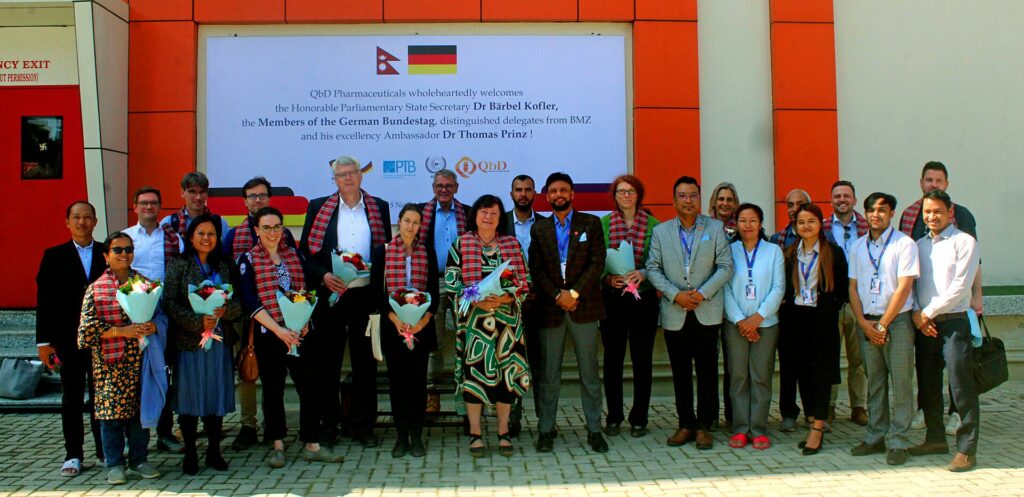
top-left (388, 288), bottom-right (432, 350)
top-left (458, 260), bottom-right (527, 316)
top-left (187, 280), bottom-right (233, 350)
top-left (115, 274), bottom-right (163, 351)
top-left (605, 241), bottom-right (641, 300)
top-left (329, 250), bottom-right (372, 306)
top-left (277, 289), bottom-right (318, 356)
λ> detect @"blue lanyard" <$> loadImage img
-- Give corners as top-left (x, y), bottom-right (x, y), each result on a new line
top-left (678, 225), bottom-right (695, 259)
top-left (867, 228), bottom-right (894, 276)
top-left (799, 251), bottom-right (818, 288)
top-left (744, 240), bottom-right (760, 284)
top-left (555, 217), bottom-right (571, 262)
top-left (195, 255), bottom-right (219, 284)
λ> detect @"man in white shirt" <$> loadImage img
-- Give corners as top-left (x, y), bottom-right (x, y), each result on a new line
top-left (125, 187), bottom-right (170, 281)
top-left (846, 193), bottom-right (919, 465)
top-left (910, 189), bottom-right (980, 472)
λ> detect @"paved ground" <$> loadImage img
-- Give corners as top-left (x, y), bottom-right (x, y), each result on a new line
top-left (2, 383), bottom-right (1024, 497)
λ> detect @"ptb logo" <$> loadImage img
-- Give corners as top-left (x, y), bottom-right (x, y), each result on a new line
top-left (383, 160), bottom-right (417, 178)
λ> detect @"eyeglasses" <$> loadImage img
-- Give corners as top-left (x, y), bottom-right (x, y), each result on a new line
top-left (245, 193), bottom-right (270, 201)
top-left (332, 171), bottom-right (359, 180)
top-left (259, 225), bottom-right (284, 233)
top-left (434, 184), bottom-right (456, 191)
top-left (675, 193), bottom-right (700, 201)
top-left (109, 246), bottom-right (135, 255)
top-left (615, 189), bottom-right (637, 196)
top-left (136, 201), bottom-right (159, 207)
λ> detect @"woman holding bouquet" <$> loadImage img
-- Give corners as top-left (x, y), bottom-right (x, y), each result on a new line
top-left (444, 194), bottom-right (530, 457)
top-left (78, 232), bottom-right (164, 484)
top-left (370, 203), bottom-right (439, 458)
top-left (162, 214), bottom-right (241, 474)
top-left (237, 207), bottom-right (343, 467)
top-left (599, 175), bottom-right (661, 438)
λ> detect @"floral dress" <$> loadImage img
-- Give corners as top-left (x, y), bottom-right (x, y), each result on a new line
top-left (78, 287), bottom-right (143, 420)
top-left (444, 238), bottom-right (530, 406)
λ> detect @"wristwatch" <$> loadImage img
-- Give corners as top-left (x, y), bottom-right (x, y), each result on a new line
top-left (874, 322), bottom-right (887, 333)
top-left (568, 289), bottom-right (580, 300)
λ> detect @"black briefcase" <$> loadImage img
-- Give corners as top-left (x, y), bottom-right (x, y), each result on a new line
top-left (973, 315), bottom-right (1008, 394)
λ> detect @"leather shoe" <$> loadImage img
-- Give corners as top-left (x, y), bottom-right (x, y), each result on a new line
top-left (947, 452), bottom-right (976, 472)
top-left (602, 422), bottom-right (621, 437)
top-left (666, 428), bottom-right (695, 446)
top-left (851, 407), bottom-right (869, 426)
top-left (587, 432), bottom-right (609, 453)
top-left (535, 431), bottom-right (555, 453)
top-left (354, 432), bottom-right (381, 448)
top-left (630, 425), bottom-right (648, 438)
top-left (507, 420), bottom-right (522, 438)
top-left (908, 441), bottom-right (950, 456)
top-left (391, 438), bottom-right (409, 458)
top-left (231, 426), bottom-right (259, 451)
top-left (157, 436), bottom-right (184, 454)
top-left (887, 448), bottom-right (909, 465)
top-left (850, 441), bottom-right (886, 456)
top-left (695, 430), bottom-right (713, 450)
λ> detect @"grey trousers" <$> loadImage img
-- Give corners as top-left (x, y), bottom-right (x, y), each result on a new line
top-left (831, 303), bottom-right (868, 409)
top-left (427, 280), bottom-right (455, 378)
top-left (722, 321), bottom-right (778, 438)
top-left (537, 313), bottom-right (603, 433)
top-left (860, 311), bottom-right (915, 449)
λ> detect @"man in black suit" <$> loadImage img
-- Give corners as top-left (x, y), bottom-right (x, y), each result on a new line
top-left (36, 200), bottom-right (107, 477)
top-left (300, 156), bottom-right (392, 448)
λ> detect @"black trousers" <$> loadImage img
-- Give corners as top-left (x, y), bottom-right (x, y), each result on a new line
top-left (56, 346), bottom-right (103, 462)
top-left (664, 313), bottom-right (720, 431)
top-left (509, 298), bottom-right (543, 424)
top-left (599, 287), bottom-right (659, 427)
top-left (310, 287), bottom-right (378, 437)
top-left (383, 335), bottom-right (429, 437)
top-left (721, 331), bottom-right (732, 424)
top-left (156, 340), bottom-right (177, 439)
top-left (915, 313), bottom-right (980, 454)
top-left (777, 321), bottom-right (808, 420)
top-left (255, 330), bottom-right (318, 443)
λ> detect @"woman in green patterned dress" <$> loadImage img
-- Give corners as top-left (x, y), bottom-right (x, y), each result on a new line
top-left (445, 195), bottom-right (530, 457)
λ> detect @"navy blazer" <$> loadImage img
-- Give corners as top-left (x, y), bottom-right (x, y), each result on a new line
top-left (35, 240), bottom-right (107, 350)
top-left (299, 193), bottom-right (392, 295)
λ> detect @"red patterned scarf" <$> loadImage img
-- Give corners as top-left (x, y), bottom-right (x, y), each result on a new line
top-left (232, 216), bottom-right (256, 261)
top-left (608, 210), bottom-right (649, 268)
top-left (824, 211), bottom-right (869, 238)
top-left (92, 269), bottom-right (131, 363)
top-left (459, 233), bottom-right (528, 287)
top-left (385, 235), bottom-right (430, 292)
top-left (899, 198), bottom-right (957, 236)
top-left (171, 206), bottom-right (211, 237)
top-left (161, 224), bottom-right (180, 261)
top-left (306, 191), bottom-right (387, 255)
top-left (250, 243), bottom-right (306, 324)
top-left (417, 198), bottom-right (467, 245)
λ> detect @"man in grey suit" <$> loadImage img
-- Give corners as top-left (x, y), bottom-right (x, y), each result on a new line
top-left (647, 176), bottom-right (734, 450)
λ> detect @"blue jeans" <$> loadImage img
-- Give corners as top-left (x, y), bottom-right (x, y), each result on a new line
top-left (100, 416), bottom-right (150, 468)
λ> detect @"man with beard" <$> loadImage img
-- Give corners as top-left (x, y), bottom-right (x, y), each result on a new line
top-left (529, 172), bottom-right (608, 453)
top-left (505, 175), bottom-right (546, 437)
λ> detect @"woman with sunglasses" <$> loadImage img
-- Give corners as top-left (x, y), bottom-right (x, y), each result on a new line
top-left (162, 214), bottom-right (242, 474)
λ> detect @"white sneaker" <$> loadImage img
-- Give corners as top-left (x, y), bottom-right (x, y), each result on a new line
top-left (911, 409), bottom-right (926, 430)
top-left (945, 412), bottom-right (962, 436)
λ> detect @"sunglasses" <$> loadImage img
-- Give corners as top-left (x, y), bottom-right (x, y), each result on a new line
top-left (109, 246), bottom-right (135, 255)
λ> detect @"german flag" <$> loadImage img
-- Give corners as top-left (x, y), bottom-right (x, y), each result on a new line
top-left (407, 45), bottom-right (457, 75)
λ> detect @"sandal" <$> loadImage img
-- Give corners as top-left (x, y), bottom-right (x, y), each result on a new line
top-left (728, 433), bottom-right (749, 449)
top-left (752, 435), bottom-right (771, 450)
top-left (468, 433), bottom-right (486, 458)
top-left (497, 432), bottom-right (514, 457)
top-left (60, 458), bottom-right (82, 477)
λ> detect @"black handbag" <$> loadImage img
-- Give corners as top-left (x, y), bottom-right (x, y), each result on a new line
top-left (972, 315), bottom-right (1008, 394)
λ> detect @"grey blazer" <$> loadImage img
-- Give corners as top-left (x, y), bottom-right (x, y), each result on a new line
top-left (646, 214), bottom-right (734, 330)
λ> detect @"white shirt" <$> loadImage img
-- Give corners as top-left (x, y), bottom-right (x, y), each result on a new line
top-left (794, 240), bottom-right (820, 306)
top-left (915, 224), bottom-right (979, 319)
top-left (125, 223), bottom-right (167, 281)
top-left (73, 240), bottom-right (94, 277)
top-left (336, 193), bottom-right (372, 258)
top-left (848, 227), bottom-right (919, 315)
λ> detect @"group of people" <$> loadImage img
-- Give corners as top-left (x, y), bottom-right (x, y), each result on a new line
top-left (35, 158), bottom-right (984, 485)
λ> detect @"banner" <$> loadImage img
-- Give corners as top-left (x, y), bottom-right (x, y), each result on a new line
top-left (204, 34), bottom-right (627, 222)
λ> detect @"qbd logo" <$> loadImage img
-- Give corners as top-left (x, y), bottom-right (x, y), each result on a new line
top-left (382, 160), bottom-right (417, 178)
top-left (453, 156), bottom-right (509, 179)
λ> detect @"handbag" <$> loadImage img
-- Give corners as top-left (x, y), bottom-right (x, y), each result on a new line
top-left (235, 319), bottom-right (259, 383)
top-left (0, 358), bottom-right (45, 399)
top-left (972, 315), bottom-right (1007, 394)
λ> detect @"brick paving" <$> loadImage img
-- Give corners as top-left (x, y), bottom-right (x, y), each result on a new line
top-left (2, 383), bottom-right (1023, 497)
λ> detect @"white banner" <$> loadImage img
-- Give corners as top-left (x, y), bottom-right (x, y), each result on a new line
top-left (204, 34), bottom-right (627, 221)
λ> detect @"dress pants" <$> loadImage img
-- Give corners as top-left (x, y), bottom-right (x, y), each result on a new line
top-left (384, 333), bottom-right (430, 437)
top-left (310, 286), bottom-right (377, 438)
top-left (831, 303), bottom-right (868, 409)
top-left (255, 331), bottom-right (318, 443)
top-left (860, 312), bottom-right (915, 449)
top-left (915, 312), bottom-right (979, 455)
top-left (778, 319), bottom-right (809, 421)
top-left (234, 323), bottom-right (259, 431)
top-left (510, 298), bottom-right (543, 424)
top-left (427, 279), bottom-right (455, 379)
top-left (537, 313), bottom-right (603, 433)
top-left (599, 287), bottom-right (658, 428)
top-left (156, 340), bottom-right (177, 440)
top-left (56, 346), bottom-right (103, 462)
top-left (722, 322), bottom-right (778, 438)
top-left (664, 313), bottom-right (720, 431)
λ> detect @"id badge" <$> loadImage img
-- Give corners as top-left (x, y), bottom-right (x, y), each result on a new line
top-left (560, 262), bottom-right (567, 280)
top-left (870, 277), bottom-right (882, 295)
top-left (745, 284), bottom-right (757, 300)
top-left (801, 289), bottom-right (814, 305)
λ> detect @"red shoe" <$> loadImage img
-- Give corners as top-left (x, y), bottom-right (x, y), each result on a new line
top-left (752, 435), bottom-right (771, 450)
top-left (729, 433), bottom-right (749, 449)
